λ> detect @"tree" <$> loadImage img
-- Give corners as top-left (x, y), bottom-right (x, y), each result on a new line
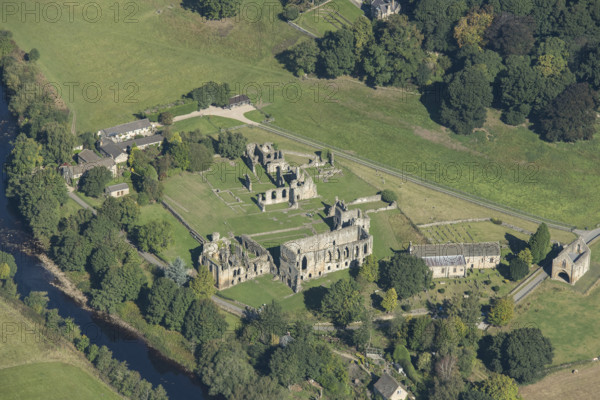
top-left (503, 327), bottom-right (553, 383)
top-left (282, 4), bottom-right (299, 20)
top-left (485, 13), bottom-right (535, 56)
top-left (158, 112), bottom-right (173, 125)
top-left (188, 142), bottom-right (213, 172)
top-left (440, 67), bottom-right (493, 135)
top-left (0, 30), bottom-right (15, 58)
top-left (38, 122), bottom-right (76, 165)
top-left (145, 277), bottom-right (178, 325)
top-left (24, 291), bottom-right (49, 314)
top-left (380, 189), bottom-right (397, 203)
top-left (189, 265), bottom-right (216, 299)
top-left (5, 133), bottom-right (42, 189)
top-left (577, 44), bottom-right (600, 90)
top-left (217, 131), bottom-right (247, 159)
top-left (318, 29), bottom-right (355, 78)
top-left (80, 166), bottom-right (113, 197)
top-left (254, 300), bottom-right (288, 343)
top-left (528, 223), bottom-right (550, 264)
top-left (165, 256), bottom-right (188, 286)
top-left (414, 0), bottom-right (467, 52)
top-left (454, 8), bottom-right (494, 49)
top-left (287, 40), bottom-right (319, 76)
top-left (51, 230), bottom-right (91, 272)
top-left (478, 373), bottom-right (520, 400)
top-left (381, 288), bottom-right (398, 312)
top-left (183, 299), bottom-right (227, 343)
top-left (358, 254), bottom-right (379, 282)
top-left (163, 287), bottom-right (195, 331)
top-left (488, 297), bottom-right (514, 326)
top-left (0, 251), bottom-right (18, 279)
top-left (517, 248), bottom-right (533, 266)
top-left (321, 279), bottom-right (365, 327)
top-left (509, 257), bottom-right (529, 281)
top-left (539, 83), bottom-right (598, 142)
top-left (408, 316), bottom-right (435, 351)
top-left (380, 253), bottom-right (432, 299)
top-left (166, 137), bottom-right (190, 170)
top-left (135, 220), bottom-right (172, 253)
top-left (0, 263), bottom-right (10, 280)
top-left (28, 48), bottom-right (40, 62)
top-left (186, 0), bottom-right (239, 20)
top-left (100, 196), bottom-right (139, 231)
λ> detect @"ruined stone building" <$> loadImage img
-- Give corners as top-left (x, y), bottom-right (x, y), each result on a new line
top-left (245, 142), bottom-right (288, 176)
top-left (279, 225), bottom-right (373, 292)
top-left (409, 242), bottom-right (501, 278)
top-left (200, 232), bottom-right (276, 290)
top-left (551, 237), bottom-right (590, 284)
top-left (330, 198), bottom-right (371, 231)
top-left (257, 167), bottom-right (318, 210)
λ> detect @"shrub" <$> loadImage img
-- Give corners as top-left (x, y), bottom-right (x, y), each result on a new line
top-left (490, 218), bottom-right (503, 225)
top-left (483, 279), bottom-right (492, 285)
top-left (381, 189), bottom-right (397, 204)
top-left (28, 48), bottom-right (40, 62)
top-left (491, 285), bottom-right (500, 292)
top-left (401, 304), bottom-right (411, 312)
top-left (438, 288), bottom-right (445, 294)
top-left (282, 5), bottom-right (299, 20)
top-left (159, 111), bottom-right (174, 125)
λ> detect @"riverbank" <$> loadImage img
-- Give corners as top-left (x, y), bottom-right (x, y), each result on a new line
top-left (29, 247), bottom-right (200, 376)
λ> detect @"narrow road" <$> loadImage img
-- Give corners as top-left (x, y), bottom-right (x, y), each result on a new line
top-left (512, 268), bottom-right (549, 303)
top-left (68, 191), bottom-right (96, 215)
top-left (211, 296), bottom-right (245, 317)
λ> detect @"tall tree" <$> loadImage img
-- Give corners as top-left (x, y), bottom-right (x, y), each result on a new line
top-left (321, 279), bottom-right (365, 327)
top-left (488, 297), bottom-right (514, 327)
top-left (145, 277), bottom-right (178, 325)
top-left (318, 29), bottom-right (355, 78)
top-left (478, 373), bottom-right (520, 400)
top-left (440, 67), bottom-right (493, 135)
top-left (183, 299), bottom-right (227, 343)
top-left (381, 288), bottom-right (398, 312)
top-left (189, 265), bottom-right (216, 299)
top-left (165, 256), bottom-right (188, 286)
top-left (528, 223), bottom-right (551, 264)
top-left (380, 253), bottom-right (432, 299)
top-left (358, 254), bottom-right (379, 282)
top-left (80, 166), bottom-right (113, 197)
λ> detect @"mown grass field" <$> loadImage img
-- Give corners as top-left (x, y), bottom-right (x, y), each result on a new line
top-left (511, 280), bottom-right (600, 365)
top-left (6, 0), bottom-right (600, 226)
top-left (0, 296), bottom-right (120, 400)
top-left (520, 361), bottom-right (600, 400)
top-left (295, 0), bottom-right (364, 36)
top-left (171, 115), bottom-right (242, 134)
top-left (421, 221), bottom-right (531, 248)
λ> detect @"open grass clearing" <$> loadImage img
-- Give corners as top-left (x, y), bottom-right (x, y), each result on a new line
top-left (519, 361), bottom-right (600, 400)
top-left (295, 0), bottom-right (364, 37)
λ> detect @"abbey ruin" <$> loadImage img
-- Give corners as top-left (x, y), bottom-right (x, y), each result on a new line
top-left (551, 237), bottom-right (591, 284)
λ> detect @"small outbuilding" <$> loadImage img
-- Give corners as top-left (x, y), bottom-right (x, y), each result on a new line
top-left (227, 94), bottom-right (250, 109)
top-left (105, 183), bottom-right (130, 198)
top-left (374, 373), bottom-right (408, 400)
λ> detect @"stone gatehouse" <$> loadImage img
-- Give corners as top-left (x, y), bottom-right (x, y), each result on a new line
top-left (551, 237), bottom-right (590, 284)
top-left (200, 232), bottom-right (276, 289)
top-left (279, 225), bottom-right (373, 292)
top-left (409, 242), bottom-right (501, 278)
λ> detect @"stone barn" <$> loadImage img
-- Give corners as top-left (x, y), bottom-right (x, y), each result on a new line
top-left (200, 233), bottom-right (276, 290)
top-left (551, 237), bottom-right (591, 284)
top-left (409, 242), bottom-right (501, 278)
top-left (279, 225), bottom-right (373, 292)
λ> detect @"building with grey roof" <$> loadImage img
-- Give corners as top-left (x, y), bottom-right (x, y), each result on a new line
top-left (409, 241), bottom-right (501, 278)
top-left (97, 118), bottom-right (152, 142)
top-left (105, 183), bottom-right (130, 198)
top-left (371, 0), bottom-right (400, 20)
top-left (373, 373), bottom-right (408, 400)
top-left (59, 158), bottom-right (117, 184)
top-left (121, 134), bottom-right (164, 150)
top-left (98, 134), bottom-right (164, 164)
top-left (77, 149), bottom-right (101, 164)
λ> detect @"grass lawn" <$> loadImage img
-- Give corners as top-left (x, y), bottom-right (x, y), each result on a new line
top-left (520, 361), bottom-right (600, 400)
top-left (171, 115), bottom-right (243, 133)
top-left (511, 280), bottom-right (600, 365)
top-left (295, 0), bottom-right (364, 37)
top-left (0, 363), bottom-right (121, 400)
top-left (573, 240), bottom-right (600, 293)
top-left (60, 197), bottom-right (83, 218)
top-left (6, 0), bottom-right (600, 227)
top-left (421, 221), bottom-right (531, 248)
top-left (137, 203), bottom-right (201, 268)
top-left (0, 296), bottom-right (120, 398)
top-left (369, 209), bottom-right (426, 258)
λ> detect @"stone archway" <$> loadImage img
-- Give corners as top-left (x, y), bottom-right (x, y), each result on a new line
top-left (557, 271), bottom-right (570, 283)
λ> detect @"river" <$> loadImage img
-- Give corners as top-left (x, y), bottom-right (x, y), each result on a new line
top-left (0, 86), bottom-right (209, 400)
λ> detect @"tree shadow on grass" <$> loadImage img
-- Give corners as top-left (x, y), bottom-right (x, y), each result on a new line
top-left (303, 286), bottom-right (328, 313)
top-left (419, 81), bottom-right (447, 126)
top-left (189, 245), bottom-right (202, 269)
top-left (505, 233), bottom-right (528, 255)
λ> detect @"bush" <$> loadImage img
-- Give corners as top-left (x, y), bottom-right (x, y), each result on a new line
top-left (438, 288), bottom-right (445, 294)
top-left (490, 218), bottom-right (503, 225)
top-left (122, 170), bottom-right (131, 178)
top-left (401, 304), bottom-right (411, 312)
top-left (491, 285), bottom-right (500, 292)
top-left (28, 48), bottom-right (40, 62)
top-left (509, 257), bottom-right (529, 281)
top-left (159, 111), bottom-right (173, 125)
top-left (282, 5), bottom-right (299, 20)
top-left (483, 279), bottom-right (492, 285)
top-left (381, 189), bottom-right (397, 204)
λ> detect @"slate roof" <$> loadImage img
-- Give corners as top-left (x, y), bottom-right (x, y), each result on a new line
top-left (422, 255), bottom-right (466, 267)
top-left (99, 141), bottom-right (126, 159)
top-left (410, 242), bottom-right (500, 258)
top-left (106, 183), bottom-right (129, 192)
top-left (121, 134), bottom-right (164, 149)
top-left (77, 149), bottom-right (101, 164)
top-left (99, 118), bottom-right (151, 137)
top-left (66, 158), bottom-right (115, 176)
top-left (374, 373), bottom-right (401, 399)
top-left (229, 94), bottom-right (250, 106)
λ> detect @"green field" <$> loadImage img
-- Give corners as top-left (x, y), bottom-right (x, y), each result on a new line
top-left (6, 0), bottom-right (600, 225)
top-left (171, 115), bottom-right (243, 134)
top-left (512, 281), bottom-right (600, 365)
top-left (0, 296), bottom-right (120, 399)
top-left (421, 221), bottom-right (531, 248)
top-left (0, 363), bottom-right (121, 400)
top-left (295, 0), bottom-right (365, 36)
